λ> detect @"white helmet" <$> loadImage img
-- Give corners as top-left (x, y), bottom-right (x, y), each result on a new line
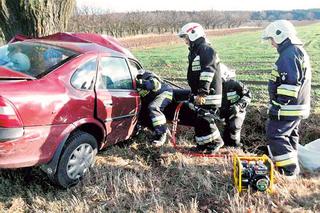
top-left (262, 20), bottom-right (302, 45)
top-left (178, 23), bottom-right (205, 42)
top-left (220, 63), bottom-right (236, 81)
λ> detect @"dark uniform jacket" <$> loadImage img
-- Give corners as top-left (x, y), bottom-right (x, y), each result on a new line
top-left (136, 71), bottom-right (172, 102)
top-left (187, 37), bottom-right (222, 107)
top-left (268, 39), bottom-right (311, 120)
top-left (220, 79), bottom-right (252, 118)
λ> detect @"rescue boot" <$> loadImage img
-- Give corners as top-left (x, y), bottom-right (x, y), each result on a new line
top-left (189, 141), bottom-right (224, 154)
top-left (234, 142), bottom-right (243, 148)
top-left (209, 140), bottom-right (224, 153)
top-left (152, 132), bottom-right (167, 147)
top-left (279, 164), bottom-right (300, 180)
top-left (189, 144), bottom-right (209, 153)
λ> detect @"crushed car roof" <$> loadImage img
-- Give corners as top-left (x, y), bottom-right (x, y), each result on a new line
top-left (9, 32), bottom-right (136, 60)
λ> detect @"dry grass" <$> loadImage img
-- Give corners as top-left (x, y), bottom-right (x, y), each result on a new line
top-left (0, 107), bottom-right (319, 212)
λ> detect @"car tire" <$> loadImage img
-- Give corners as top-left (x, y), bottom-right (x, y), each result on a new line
top-left (53, 131), bottom-right (98, 188)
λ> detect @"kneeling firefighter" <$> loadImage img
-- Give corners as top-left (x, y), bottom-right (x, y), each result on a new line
top-left (178, 22), bottom-right (224, 153)
top-left (136, 70), bottom-right (173, 146)
top-left (219, 64), bottom-right (252, 147)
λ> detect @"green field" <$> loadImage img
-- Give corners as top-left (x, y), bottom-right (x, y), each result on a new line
top-left (133, 23), bottom-right (320, 107)
top-left (0, 24), bottom-right (319, 212)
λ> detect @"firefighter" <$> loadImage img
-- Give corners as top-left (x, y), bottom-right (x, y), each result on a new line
top-left (136, 70), bottom-right (173, 147)
top-left (262, 20), bottom-right (311, 178)
top-left (219, 64), bottom-right (252, 147)
top-left (178, 22), bottom-right (224, 153)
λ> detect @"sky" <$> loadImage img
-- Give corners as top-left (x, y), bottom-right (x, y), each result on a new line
top-left (76, 0), bottom-right (320, 12)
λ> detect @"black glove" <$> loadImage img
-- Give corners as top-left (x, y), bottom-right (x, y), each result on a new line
top-left (268, 104), bottom-right (281, 120)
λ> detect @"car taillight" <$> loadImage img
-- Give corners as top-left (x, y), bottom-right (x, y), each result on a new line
top-left (0, 97), bottom-right (23, 128)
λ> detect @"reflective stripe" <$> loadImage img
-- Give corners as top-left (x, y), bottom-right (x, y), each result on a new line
top-left (273, 151), bottom-right (297, 162)
top-left (227, 91), bottom-right (237, 96)
top-left (270, 149), bottom-right (298, 167)
top-left (268, 103), bottom-right (310, 117)
top-left (227, 92), bottom-right (240, 103)
top-left (161, 91), bottom-right (173, 100)
top-left (280, 110), bottom-right (309, 117)
top-left (204, 94), bottom-right (222, 105)
top-left (152, 78), bottom-right (161, 92)
top-left (270, 70), bottom-right (280, 81)
top-left (192, 66), bottom-right (201, 71)
top-left (230, 131), bottom-right (241, 140)
top-left (193, 94), bottom-right (222, 105)
top-left (195, 130), bottom-right (221, 145)
top-left (138, 89), bottom-right (149, 97)
top-left (192, 57), bottom-right (201, 71)
top-left (200, 72), bottom-right (214, 82)
top-left (277, 84), bottom-right (300, 98)
top-left (275, 158), bottom-right (297, 167)
top-left (152, 115), bottom-right (166, 126)
top-left (281, 104), bottom-right (309, 110)
top-left (271, 101), bottom-right (281, 106)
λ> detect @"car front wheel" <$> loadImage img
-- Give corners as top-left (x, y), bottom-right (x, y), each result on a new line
top-left (53, 131), bottom-right (98, 188)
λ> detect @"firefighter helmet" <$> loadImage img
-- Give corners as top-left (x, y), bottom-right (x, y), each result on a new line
top-left (178, 23), bottom-right (205, 42)
top-left (262, 20), bottom-right (302, 45)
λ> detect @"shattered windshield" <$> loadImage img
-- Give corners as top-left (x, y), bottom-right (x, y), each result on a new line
top-left (0, 42), bottom-right (78, 78)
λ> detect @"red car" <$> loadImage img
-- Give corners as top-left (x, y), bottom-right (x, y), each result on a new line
top-left (0, 33), bottom-right (143, 187)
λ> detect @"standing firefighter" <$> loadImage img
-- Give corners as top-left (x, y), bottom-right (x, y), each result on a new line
top-left (262, 20), bottom-right (311, 177)
top-left (178, 22), bottom-right (224, 153)
top-left (219, 64), bottom-right (252, 147)
top-left (136, 70), bottom-right (173, 146)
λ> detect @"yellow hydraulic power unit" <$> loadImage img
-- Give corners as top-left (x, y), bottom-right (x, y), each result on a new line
top-left (233, 154), bottom-right (274, 192)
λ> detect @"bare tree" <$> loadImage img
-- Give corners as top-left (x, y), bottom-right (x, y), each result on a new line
top-left (0, 0), bottom-right (75, 42)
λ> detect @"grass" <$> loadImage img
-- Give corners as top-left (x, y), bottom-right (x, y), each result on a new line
top-left (1, 24), bottom-right (320, 212)
top-left (133, 23), bottom-right (320, 107)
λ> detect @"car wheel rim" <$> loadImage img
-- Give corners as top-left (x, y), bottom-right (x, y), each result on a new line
top-left (66, 143), bottom-right (95, 180)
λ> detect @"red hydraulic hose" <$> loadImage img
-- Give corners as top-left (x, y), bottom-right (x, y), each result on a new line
top-left (170, 102), bottom-right (232, 158)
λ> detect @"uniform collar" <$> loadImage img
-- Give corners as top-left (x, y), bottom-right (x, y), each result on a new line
top-left (189, 37), bottom-right (206, 52)
top-left (277, 38), bottom-right (294, 53)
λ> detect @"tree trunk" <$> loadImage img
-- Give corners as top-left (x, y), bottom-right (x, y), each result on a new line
top-left (0, 0), bottom-right (75, 42)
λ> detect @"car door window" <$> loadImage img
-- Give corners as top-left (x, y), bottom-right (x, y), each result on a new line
top-left (98, 57), bottom-right (133, 90)
top-left (71, 58), bottom-right (97, 90)
top-left (128, 59), bottom-right (143, 78)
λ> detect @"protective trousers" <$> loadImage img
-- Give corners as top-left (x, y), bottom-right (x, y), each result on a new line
top-left (222, 112), bottom-right (245, 146)
top-left (183, 103), bottom-right (223, 146)
top-left (148, 91), bottom-right (172, 135)
top-left (266, 119), bottom-right (300, 175)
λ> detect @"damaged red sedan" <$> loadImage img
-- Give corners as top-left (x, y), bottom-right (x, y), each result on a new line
top-left (0, 33), bottom-right (143, 187)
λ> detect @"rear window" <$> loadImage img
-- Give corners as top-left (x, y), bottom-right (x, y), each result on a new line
top-left (0, 42), bottom-right (78, 78)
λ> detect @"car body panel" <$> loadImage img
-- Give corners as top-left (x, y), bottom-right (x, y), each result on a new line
top-left (96, 89), bottom-right (140, 145)
top-left (0, 34), bottom-right (141, 169)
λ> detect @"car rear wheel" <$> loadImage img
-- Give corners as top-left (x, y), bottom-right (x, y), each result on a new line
top-left (53, 131), bottom-right (98, 188)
